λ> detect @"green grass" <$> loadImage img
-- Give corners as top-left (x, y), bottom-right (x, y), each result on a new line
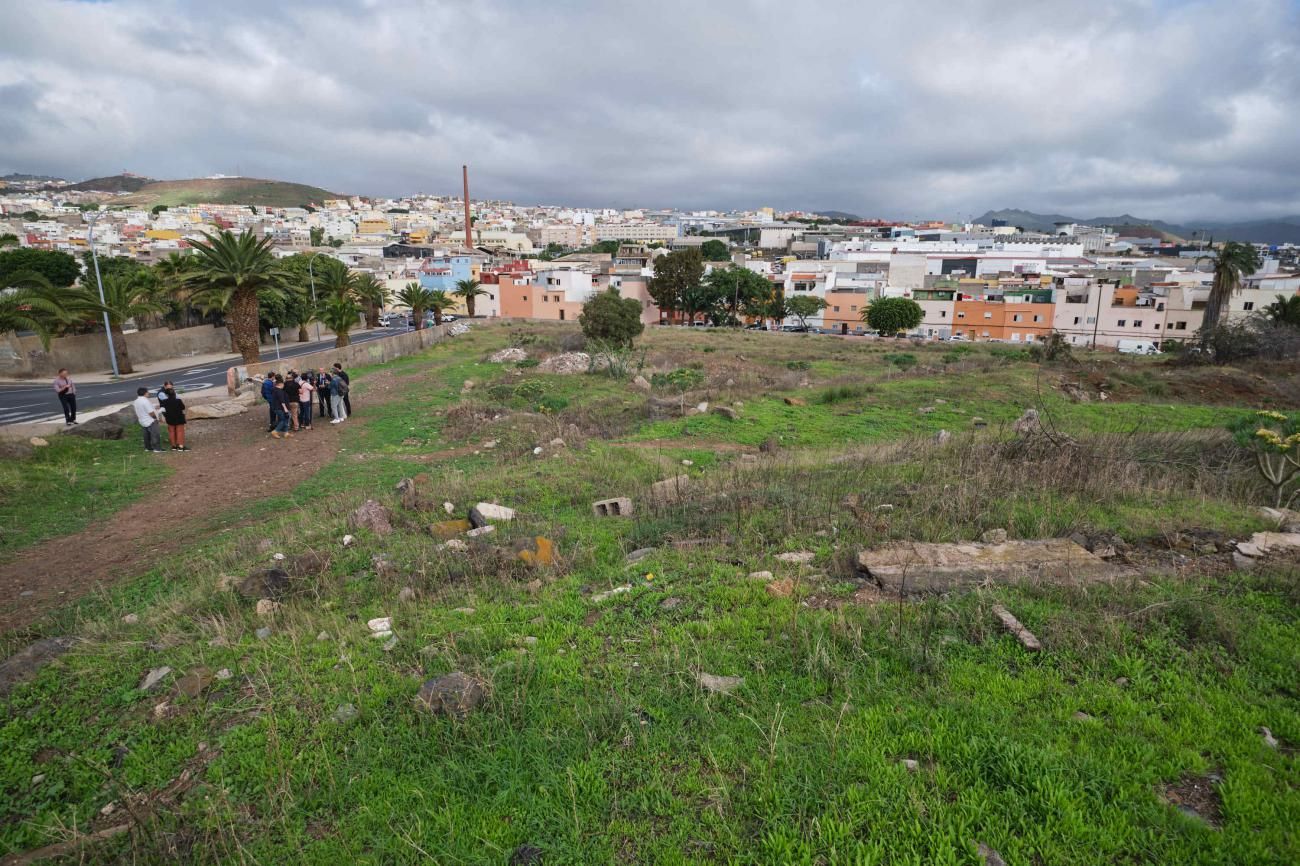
top-left (0, 437), bottom-right (167, 561)
top-left (2, 323), bottom-right (1296, 864)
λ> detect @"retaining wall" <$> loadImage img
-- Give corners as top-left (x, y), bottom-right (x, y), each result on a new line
top-left (0, 324), bottom-right (233, 378)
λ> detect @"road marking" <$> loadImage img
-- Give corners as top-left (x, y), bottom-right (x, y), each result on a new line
top-left (186, 367), bottom-right (213, 374)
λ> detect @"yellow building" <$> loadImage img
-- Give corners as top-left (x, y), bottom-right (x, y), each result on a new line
top-left (145, 229), bottom-right (182, 240)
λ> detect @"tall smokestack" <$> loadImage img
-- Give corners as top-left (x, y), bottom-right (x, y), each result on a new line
top-left (463, 164), bottom-right (473, 251)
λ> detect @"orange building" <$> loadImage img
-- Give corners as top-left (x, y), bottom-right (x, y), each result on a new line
top-left (822, 291), bottom-right (870, 334)
top-left (952, 299), bottom-right (1054, 342)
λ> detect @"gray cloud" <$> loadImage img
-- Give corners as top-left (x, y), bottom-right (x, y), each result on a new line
top-left (1, 0), bottom-right (1297, 221)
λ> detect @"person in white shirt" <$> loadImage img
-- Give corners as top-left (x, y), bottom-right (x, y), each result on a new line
top-left (132, 387), bottom-right (164, 453)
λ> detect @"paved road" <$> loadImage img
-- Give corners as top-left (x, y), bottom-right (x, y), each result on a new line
top-left (0, 327), bottom-right (407, 425)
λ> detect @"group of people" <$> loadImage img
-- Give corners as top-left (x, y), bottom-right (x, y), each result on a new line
top-left (132, 380), bottom-right (189, 453)
top-left (259, 363), bottom-right (352, 439)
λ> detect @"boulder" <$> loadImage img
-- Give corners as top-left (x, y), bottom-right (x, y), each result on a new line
top-left (783, 396), bottom-right (806, 407)
top-left (631, 375), bottom-right (652, 391)
top-left (431, 519), bottom-right (472, 539)
top-left (1257, 507), bottom-right (1300, 532)
top-left (64, 408), bottom-right (131, 440)
top-left (139, 666), bottom-right (172, 692)
top-left (475, 502), bottom-right (516, 522)
top-left (626, 547), bottom-right (657, 563)
top-left (857, 538), bottom-right (1125, 594)
top-left (29, 437), bottom-right (49, 447)
top-left (187, 400), bottom-right (248, 420)
top-left (176, 667), bottom-right (214, 698)
top-left (395, 477), bottom-right (417, 507)
top-left (349, 500), bottom-right (393, 536)
top-left (514, 536), bottom-right (556, 567)
top-left (712, 406), bottom-right (739, 420)
top-left (775, 551), bottom-right (815, 564)
top-left (696, 672), bottom-right (744, 695)
top-left (649, 475), bottom-right (690, 504)
top-left (416, 672), bottom-right (486, 719)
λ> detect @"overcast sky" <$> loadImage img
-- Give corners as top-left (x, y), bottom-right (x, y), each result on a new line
top-left (2, 0), bottom-right (1298, 222)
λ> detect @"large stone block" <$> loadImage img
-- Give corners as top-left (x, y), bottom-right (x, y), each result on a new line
top-left (857, 538), bottom-right (1125, 594)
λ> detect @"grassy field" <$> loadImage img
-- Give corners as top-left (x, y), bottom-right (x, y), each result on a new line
top-left (1, 324), bottom-right (1297, 864)
top-left (115, 177), bottom-right (341, 208)
top-left (0, 437), bottom-right (166, 562)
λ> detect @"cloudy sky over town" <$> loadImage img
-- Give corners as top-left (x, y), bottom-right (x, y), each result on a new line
top-left (2, 0), bottom-right (1298, 221)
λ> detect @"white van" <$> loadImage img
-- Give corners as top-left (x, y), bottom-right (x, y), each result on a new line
top-left (1117, 339), bottom-right (1160, 356)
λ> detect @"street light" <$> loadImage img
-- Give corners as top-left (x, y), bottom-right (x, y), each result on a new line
top-left (85, 211), bottom-right (120, 378)
top-left (306, 251), bottom-right (324, 342)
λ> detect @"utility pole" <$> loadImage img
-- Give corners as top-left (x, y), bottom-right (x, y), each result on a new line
top-left (85, 212), bottom-right (120, 378)
top-left (463, 165), bottom-right (473, 252)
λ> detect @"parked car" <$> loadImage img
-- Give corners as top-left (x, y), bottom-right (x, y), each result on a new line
top-left (781, 325), bottom-right (810, 333)
top-left (1117, 339), bottom-right (1160, 356)
top-left (744, 323), bottom-right (768, 331)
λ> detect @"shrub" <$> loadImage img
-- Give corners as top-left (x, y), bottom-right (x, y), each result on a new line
top-left (1193, 318), bottom-right (1300, 365)
top-left (535, 395), bottom-right (568, 414)
top-left (817, 384), bottom-right (869, 404)
top-left (786, 360), bottom-right (811, 371)
top-left (884, 352), bottom-right (917, 369)
top-left (1228, 410), bottom-right (1300, 507)
top-left (1028, 333), bottom-right (1073, 363)
top-left (651, 368), bottom-right (705, 393)
top-left (516, 358), bottom-right (540, 368)
top-left (579, 288), bottom-right (644, 348)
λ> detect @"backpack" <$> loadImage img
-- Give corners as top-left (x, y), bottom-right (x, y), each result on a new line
top-left (334, 376), bottom-right (349, 397)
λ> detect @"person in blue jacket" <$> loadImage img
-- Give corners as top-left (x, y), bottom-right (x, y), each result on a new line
top-left (260, 373), bottom-right (278, 431)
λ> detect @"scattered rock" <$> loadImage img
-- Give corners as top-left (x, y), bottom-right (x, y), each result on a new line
top-left (972, 417), bottom-right (988, 428)
top-left (121, 613), bottom-right (139, 625)
top-left (1072, 711), bottom-right (1093, 721)
top-left (626, 547), bottom-right (657, 563)
top-left (439, 539), bottom-right (470, 552)
top-left (31, 774), bottom-right (46, 785)
top-left (255, 598), bottom-right (280, 617)
top-left (255, 627), bottom-right (272, 640)
top-left (696, 402), bottom-right (709, 413)
top-left (934, 429), bottom-right (951, 445)
top-left (783, 396), bottom-right (806, 407)
top-left (416, 672), bottom-right (486, 719)
top-left (1262, 726), bottom-right (1279, 749)
top-left (981, 528), bottom-right (1008, 545)
top-left (101, 802), bottom-right (118, 817)
top-left (215, 668), bottom-right (233, 680)
top-left (349, 500), bottom-right (393, 536)
top-left (187, 400), bottom-right (249, 420)
top-left (139, 667), bottom-right (173, 692)
top-left (712, 406), bottom-right (738, 420)
top-left (659, 596), bottom-right (684, 611)
top-left (475, 502), bottom-right (516, 522)
top-left (453, 607), bottom-right (476, 615)
top-left (592, 584), bottom-right (632, 602)
top-left (649, 475), bottom-right (690, 504)
top-left (747, 570), bottom-right (774, 580)
top-left (775, 551), bottom-right (815, 564)
top-left (592, 496), bottom-right (634, 517)
top-left (443, 501), bottom-right (455, 515)
top-left (992, 605), bottom-right (1042, 652)
top-left (431, 519), bottom-right (472, 538)
top-left (695, 672), bottom-right (744, 694)
top-left (64, 408), bottom-right (131, 440)
top-left (631, 375), bottom-right (652, 391)
top-left (1114, 677), bottom-right (1129, 687)
top-left (398, 586), bottom-right (417, 604)
top-left (488, 347), bottom-right (528, 363)
top-left (466, 525), bottom-right (495, 538)
top-left (367, 617), bottom-right (392, 634)
top-left (235, 567), bottom-right (292, 600)
top-left (316, 632), bottom-right (331, 641)
top-left (176, 668), bottom-right (214, 698)
top-left (1257, 506), bottom-right (1300, 532)
top-left (681, 459), bottom-right (693, 466)
top-left (765, 578), bottom-right (795, 598)
top-left (1234, 531), bottom-right (1300, 560)
top-left (900, 759), bottom-right (920, 773)
top-left (918, 406), bottom-right (935, 414)
top-left (514, 536), bottom-right (556, 567)
top-left (977, 842), bottom-right (1007, 866)
top-left (29, 436), bottom-right (49, 447)
top-left (332, 703), bottom-right (359, 724)
top-left (382, 636), bottom-right (399, 652)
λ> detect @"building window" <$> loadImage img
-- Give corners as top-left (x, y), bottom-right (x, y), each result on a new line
top-left (957, 311), bottom-right (966, 318)
top-left (1244, 302), bottom-right (1255, 311)
top-left (522, 295), bottom-right (528, 301)
top-left (982, 330), bottom-right (990, 337)
top-left (1086, 316), bottom-right (1096, 324)
top-left (851, 305), bottom-right (858, 312)
top-left (1157, 302), bottom-right (1165, 311)
top-left (1033, 315), bottom-right (1041, 322)
top-left (1012, 314), bottom-right (1022, 322)
top-left (984, 312), bottom-right (993, 319)
top-left (1154, 323), bottom-right (1160, 329)
top-left (1133, 320), bottom-right (1142, 327)
top-left (833, 306), bottom-right (840, 312)
top-left (1175, 321), bottom-right (1187, 330)
top-left (940, 310), bottom-right (946, 318)
top-left (1117, 319), bottom-right (1127, 327)
top-left (1073, 316), bottom-right (1080, 325)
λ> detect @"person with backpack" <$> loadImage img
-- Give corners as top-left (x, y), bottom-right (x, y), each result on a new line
top-left (316, 367), bottom-right (332, 420)
top-left (284, 371), bottom-right (301, 431)
top-left (297, 373), bottom-right (315, 431)
top-left (329, 369), bottom-right (348, 423)
top-left (333, 363), bottom-right (352, 416)
top-left (159, 386), bottom-right (189, 451)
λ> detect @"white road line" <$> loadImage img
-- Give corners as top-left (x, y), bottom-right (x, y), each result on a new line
top-left (186, 367), bottom-right (213, 374)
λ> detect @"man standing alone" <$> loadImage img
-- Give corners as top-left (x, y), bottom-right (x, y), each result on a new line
top-left (132, 386), bottom-right (163, 453)
top-left (53, 368), bottom-right (77, 426)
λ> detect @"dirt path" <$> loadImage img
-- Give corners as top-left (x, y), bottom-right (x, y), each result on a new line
top-left (0, 373), bottom-right (398, 635)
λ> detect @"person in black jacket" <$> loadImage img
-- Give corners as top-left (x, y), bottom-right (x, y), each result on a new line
top-left (316, 367), bottom-right (332, 419)
top-left (333, 363), bottom-right (352, 416)
top-left (159, 387), bottom-right (189, 452)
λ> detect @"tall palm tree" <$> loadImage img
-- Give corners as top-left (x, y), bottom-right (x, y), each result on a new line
top-left (0, 271), bottom-right (78, 348)
top-left (1202, 241), bottom-right (1263, 332)
top-left (427, 289), bottom-right (453, 326)
top-left (183, 230), bottom-right (288, 364)
top-left (453, 278), bottom-right (488, 318)
top-left (354, 273), bottom-right (391, 329)
top-left (395, 282), bottom-right (435, 330)
top-left (318, 294), bottom-right (362, 348)
top-left (1264, 293), bottom-right (1300, 327)
top-left (75, 270), bottom-right (164, 374)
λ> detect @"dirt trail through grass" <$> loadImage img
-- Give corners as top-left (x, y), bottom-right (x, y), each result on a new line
top-left (0, 367), bottom-right (401, 635)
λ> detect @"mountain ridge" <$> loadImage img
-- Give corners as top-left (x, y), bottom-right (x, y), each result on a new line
top-left (974, 208), bottom-right (1300, 245)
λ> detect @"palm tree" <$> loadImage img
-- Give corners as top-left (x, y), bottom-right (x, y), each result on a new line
top-left (453, 278), bottom-right (488, 318)
top-left (427, 289), bottom-right (453, 326)
top-left (0, 271), bottom-right (78, 348)
top-left (183, 230), bottom-right (288, 364)
top-left (396, 282), bottom-right (436, 330)
top-left (1202, 241), bottom-right (1263, 332)
top-left (1264, 293), bottom-right (1300, 327)
top-left (354, 273), bottom-right (391, 329)
top-left (318, 294), bottom-right (362, 348)
top-left (75, 270), bottom-right (165, 374)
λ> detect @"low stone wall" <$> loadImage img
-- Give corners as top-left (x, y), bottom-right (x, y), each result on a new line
top-left (225, 324), bottom-right (454, 393)
top-left (0, 324), bottom-right (232, 378)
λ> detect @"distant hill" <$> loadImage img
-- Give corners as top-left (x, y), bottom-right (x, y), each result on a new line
top-left (113, 177), bottom-right (342, 208)
top-left (2, 172), bottom-right (66, 183)
top-left (64, 174), bottom-right (155, 193)
top-left (974, 208), bottom-right (1300, 246)
top-left (814, 209), bottom-right (861, 221)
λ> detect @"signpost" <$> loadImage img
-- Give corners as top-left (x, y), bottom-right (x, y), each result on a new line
top-left (270, 327), bottom-right (281, 361)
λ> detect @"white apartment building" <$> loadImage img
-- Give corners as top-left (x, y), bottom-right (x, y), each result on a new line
top-left (594, 222), bottom-right (679, 243)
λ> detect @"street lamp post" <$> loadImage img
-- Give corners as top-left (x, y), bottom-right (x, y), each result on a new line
top-left (307, 251), bottom-right (323, 342)
top-left (85, 212), bottom-right (120, 378)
